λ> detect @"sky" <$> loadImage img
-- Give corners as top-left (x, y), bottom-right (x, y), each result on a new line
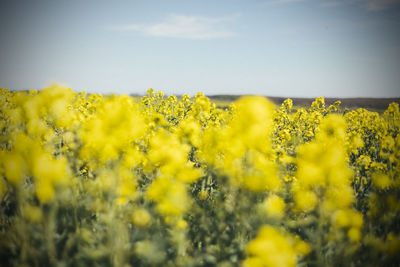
top-left (0, 0), bottom-right (400, 97)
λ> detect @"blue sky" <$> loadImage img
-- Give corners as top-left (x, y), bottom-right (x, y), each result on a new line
top-left (0, 0), bottom-right (399, 97)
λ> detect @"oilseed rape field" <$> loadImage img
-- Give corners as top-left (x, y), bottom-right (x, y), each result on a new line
top-left (0, 86), bottom-right (399, 266)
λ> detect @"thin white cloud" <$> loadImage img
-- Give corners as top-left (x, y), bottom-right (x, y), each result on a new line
top-left (110, 14), bottom-right (237, 40)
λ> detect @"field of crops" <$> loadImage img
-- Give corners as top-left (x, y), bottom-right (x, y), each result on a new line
top-left (0, 86), bottom-right (399, 266)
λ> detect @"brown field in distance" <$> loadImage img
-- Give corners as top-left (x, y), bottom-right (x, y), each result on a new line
top-left (207, 95), bottom-right (400, 112)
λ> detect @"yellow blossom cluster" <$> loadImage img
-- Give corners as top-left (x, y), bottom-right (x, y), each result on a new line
top-left (0, 86), bottom-right (399, 266)
top-left (243, 225), bottom-right (310, 267)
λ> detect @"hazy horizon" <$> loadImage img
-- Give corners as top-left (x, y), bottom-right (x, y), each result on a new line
top-left (1, 0), bottom-right (400, 98)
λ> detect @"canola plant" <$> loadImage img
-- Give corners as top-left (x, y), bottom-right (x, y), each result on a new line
top-left (0, 86), bottom-right (399, 266)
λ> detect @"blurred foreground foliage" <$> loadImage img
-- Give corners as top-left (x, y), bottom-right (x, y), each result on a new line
top-left (0, 86), bottom-right (399, 266)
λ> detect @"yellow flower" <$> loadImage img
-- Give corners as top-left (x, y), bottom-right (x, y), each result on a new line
top-left (175, 163), bottom-right (203, 184)
top-left (176, 219), bottom-right (188, 229)
top-left (319, 114), bottom-right (346, 141)
top-left (245, 225), bottom-right (309, 267)
top-left (36, 180), bottom-right (55, 203)
top-left (24, 205), bottom-right (43, 223)
top-left (323, 186), bottom-right (354, 211)
top-left (262, 194), bottom-right (286, 219)
top-left (157, 182), bottom-right (189, 216)
top-left (294, 239), bottom-right (311, 255)
top-left (242, 153), bottom-right (280, 192)
top-left (348, 227), bottom-right (362, 242)
top-left (2, 152), bottom-right (25, 186)
top-left (147, 177), bottom-right (189, 216)
top-left (116, 165), bottom-right (137, 204)
top-left (198, 190), bottom-right (209, 200)
top-left (32, 151), bottom-right (70, 186)
top-left (132, 209), bottom-right (151, 227)
top-left (332, 209), bottom-right (363, 229)
top-left (294, 190), bottom-right (318, 213)
top-left (371, 173), bottom-right (392, 189)
top-left (243, 257), bottom-right (264, 267)
top-left (296, 161), bottom-right (324, 188)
